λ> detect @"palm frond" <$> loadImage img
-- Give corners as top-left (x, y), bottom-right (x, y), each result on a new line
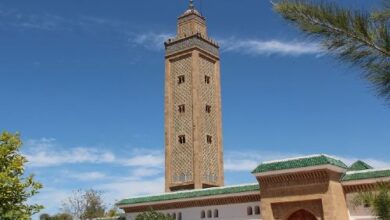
top-left (274, 0), bottom-right (390, 104)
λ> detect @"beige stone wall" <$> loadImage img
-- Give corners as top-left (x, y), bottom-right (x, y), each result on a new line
top-left (177, 14), bottom-right (207, 38)
top-left (165, 3), bottom-right (224, 193)
top-left (258, 170), bottom-right (350, 220)
top-left (199, 56), bottom-right (218, 184)
top-left (169, 55), bottom-right (194, 184)
top-left (165, 47), bottom-right (224, 191)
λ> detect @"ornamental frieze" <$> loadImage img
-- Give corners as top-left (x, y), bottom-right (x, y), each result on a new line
top-left (165, 36), bottom-right (219, 57)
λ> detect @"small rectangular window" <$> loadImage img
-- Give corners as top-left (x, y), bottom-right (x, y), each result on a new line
top-left (178, 212), bottom-right (182, 220)
top-left (214, 209), bottom-right (219, 218)
top-left (205, 75), bottom-right (210, 84)
top-left (206, 135), bottom-right (212, 144)
top-left (207, 210), bottom-right (212, 218)
top-left (178, 104), bottom-right (185, 113)
top-left (178, 75), bottom-right (185, 84)
top-left (179, 135), bottom-right (186, 144)
top-left (205, 105), bottom-right (211, 113)
top-left (254, 206), bottom-right (261, 215)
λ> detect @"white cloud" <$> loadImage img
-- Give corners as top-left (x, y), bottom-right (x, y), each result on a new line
top-left (123, 154), bottom-right (164, 167)
top-left (97, 177), bottom-right (165, 207)
top-left (30, 187), bottom-right (71, 217)
top-left (24, 139), bottom-right (116, 167)
top-left (23, 138), bottom-right (165, 169)
top-left (130, 32), bottom-right (173, 50)
top-left (67, 171), bottom-right (107, 181)
top-left (224, 159), bottom-right (259, 172)
top-left (224, 150), bottom-right (301, 172)
top-left (219, 37), bottom-right (323, 56)
top-left (131, 167), bottom-right (162, 178)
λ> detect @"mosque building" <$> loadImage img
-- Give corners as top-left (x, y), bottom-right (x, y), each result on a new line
top-left (117, 2), bottom-right (390, 220)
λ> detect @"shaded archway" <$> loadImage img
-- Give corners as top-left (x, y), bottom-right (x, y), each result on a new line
top-left (288, 209), bottom-right (317, 220)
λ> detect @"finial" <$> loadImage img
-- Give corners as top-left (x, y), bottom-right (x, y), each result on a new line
top-left (189, 0), bottom-right (194, 10)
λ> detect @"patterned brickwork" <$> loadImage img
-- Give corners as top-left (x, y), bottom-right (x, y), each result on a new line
top-left (165, 5), bottom-right (223, 192)
top-left (199, 57), bottom-right (218, 184)
top-left (170, 56), bottom-right (194, 184)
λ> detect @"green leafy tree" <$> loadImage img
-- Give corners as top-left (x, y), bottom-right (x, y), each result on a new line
top-left (106, 206), bottom-right (123, 217)
top-left (62, 189), bottom-right (106, 220)
top-left (135, 210), bottom-right (174, 220)
top-left (39, 213), bottom-right (73, 220)
top-left (82, 189), bottom-right (105, 219)
top-left (0, 131), bottom-right (43, 219)
top-left (353, 183), bottom-right (390, 220)
top-left (273, 0), bottom-right (390, 103)
top-left (52, 213), bottom-right (73, 220)
top-left (40, 213), bottom-right (51, 220)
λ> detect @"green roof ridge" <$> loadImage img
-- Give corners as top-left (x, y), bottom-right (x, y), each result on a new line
top-left (252, 154), bottom-right (348, 174)
top-left (117, 183), bottom-right (259, 206)
top-left (348, 160), bottom-right (373, 171)
top-left (342, 168), bottom-right (390, 181)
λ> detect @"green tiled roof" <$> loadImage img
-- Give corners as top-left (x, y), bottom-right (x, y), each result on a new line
top-left (348, 160), bottom-right (373, 171)
top-left (252, 154), bottom-right (348, 174)
top-left (117, 183), bottom-right (259, 206)
top-left (342, 168), bottom-right (390, 181)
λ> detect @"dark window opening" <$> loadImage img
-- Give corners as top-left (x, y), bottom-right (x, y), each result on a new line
top-left (179, 135), bottom-right (186, 144)
top-left (178, 75), bottom-right (185, 84)
top-left (206, 135), bottom-right (212, 144)
top-left (178, 104), bottom-right (185, 113)
top-left (254, 206), bottom-right (260, 215)
top-left (206, 105), bottom-right (211, 113)
top-left (178, 212), bottom-right (182, 220)
top-left (173, 213), bottom-right (176, 219)
top-left (205, 75), bottom-right (210, 84)
top-left (201, 210), bottom-right (205, 218)
top-left (214, 209), bottom-right (219, 218)
top-left (247, 207), bottom-right (253, 216)
top-left (207, 210), bottom-right (212, 218)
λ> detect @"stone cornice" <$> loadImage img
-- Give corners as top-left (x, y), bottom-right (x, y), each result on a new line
top-left (165, 34), bottom-right (219, 57)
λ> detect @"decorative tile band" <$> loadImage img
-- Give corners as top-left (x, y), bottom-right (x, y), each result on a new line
top-left (165, 35), bottom-right (219, 57)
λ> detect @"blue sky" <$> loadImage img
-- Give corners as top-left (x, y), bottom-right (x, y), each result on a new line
top-left (1, 0), bottom-right (389, 217)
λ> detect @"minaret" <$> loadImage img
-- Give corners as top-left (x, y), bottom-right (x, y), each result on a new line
top-left (164, 0), bottom-right (224, 192)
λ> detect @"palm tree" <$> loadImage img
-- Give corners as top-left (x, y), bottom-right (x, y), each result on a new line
top-left (353, 183), bottom-right (390, 220)
top-left (273, 0), bottom-right (390, 104)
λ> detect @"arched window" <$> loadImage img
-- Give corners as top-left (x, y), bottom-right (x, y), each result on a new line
top-left (247, 206), bottom-right (253, 215)
top-left (173, 213), bottom-right (176, 219)
top-left (214, 209), bottom-right (219, 218)
top-left (178, 212), bottom-right (182, 220)
top-left (201, 210), bottom-right (205, 218)
top-left (207, 210), bottom-right (212, 218)
top-left (254, 206), bottom-right (260, 215)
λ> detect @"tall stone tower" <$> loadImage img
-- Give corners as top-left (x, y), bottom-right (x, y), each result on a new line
top-left (164, 0), bottom-right (224, 192)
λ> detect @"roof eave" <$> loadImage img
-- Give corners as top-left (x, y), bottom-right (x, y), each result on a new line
top-left (342, 176), bottom-right (390, 186)
top-left (117, 190), bottom-right (260, 209)
top-left (253, 164), bottom-right (347, 177)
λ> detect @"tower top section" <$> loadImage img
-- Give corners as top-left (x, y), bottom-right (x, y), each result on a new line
top-left (180, 0), bottom-right (202, 18)
top-left (176, 0), bottom-right (207, 39)
top-left (164, 1), bottom-right (219, 57)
